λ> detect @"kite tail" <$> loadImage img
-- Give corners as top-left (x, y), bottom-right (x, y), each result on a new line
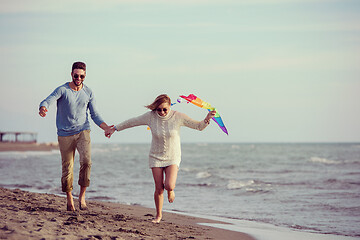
top-left (208, 108), bottom-right (229, 135)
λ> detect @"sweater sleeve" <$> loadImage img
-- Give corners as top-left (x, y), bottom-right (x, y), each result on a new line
top-left (39, 85), bottom-right (63, 110)
top-left (87, 90), bottom-right (105, 126)
top-left (115, 112), bottom-right (151, 131)
top-left (179, 112), bottom-right (209, 131)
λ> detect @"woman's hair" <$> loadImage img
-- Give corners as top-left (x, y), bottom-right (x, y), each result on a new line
top-left (146, 94), bottom-right (171, 111)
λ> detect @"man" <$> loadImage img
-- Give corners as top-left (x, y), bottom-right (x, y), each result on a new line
top-left (39, 61), bottom-right (111, 211)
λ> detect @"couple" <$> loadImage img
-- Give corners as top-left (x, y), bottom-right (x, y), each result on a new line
top-left (39, 62), bottom-right (215, 223)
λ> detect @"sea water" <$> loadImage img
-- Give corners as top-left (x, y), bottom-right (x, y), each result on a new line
top-left (0, 143), bottom-right (359, 238)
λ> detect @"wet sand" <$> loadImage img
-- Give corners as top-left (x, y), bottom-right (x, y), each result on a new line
top-left (0, 187), bottom-right (255, 240)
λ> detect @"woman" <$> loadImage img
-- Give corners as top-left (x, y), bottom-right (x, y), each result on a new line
top-left (105, 94), bottom-right (215, 223)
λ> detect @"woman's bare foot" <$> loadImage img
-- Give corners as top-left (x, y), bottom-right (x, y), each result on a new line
top-left (152, 214), bottom-right (162, 223)
top-left (167, 190), bottom-right (175, 203)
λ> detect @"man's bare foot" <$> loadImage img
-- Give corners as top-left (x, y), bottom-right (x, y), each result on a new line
top-left (79, 200), bottom-right (88, 210)
top-left (152, 215), bottom-right (162, 223)
top-left (66, 199), bottom-right (75, 211)
top-left (67, 204), bottom-right (76, 211)
top-left (167, 190), bottom-right (175, 203)
top-left (66, 195), bottom-right (75, 211)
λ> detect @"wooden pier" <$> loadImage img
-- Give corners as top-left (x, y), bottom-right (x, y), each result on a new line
top-left (0, 132), bottom-right (58, 151)
top-left (0, 131), bottom-right (37, 143)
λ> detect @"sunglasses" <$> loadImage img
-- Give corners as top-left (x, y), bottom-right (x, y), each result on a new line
top-left (156, 108), bottom-right (168, 112)
top-left (73, 74), bottom-right (85, 79)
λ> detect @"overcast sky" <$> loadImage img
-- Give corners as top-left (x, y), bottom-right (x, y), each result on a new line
top-left (0, 0), bottom-right (359, 143)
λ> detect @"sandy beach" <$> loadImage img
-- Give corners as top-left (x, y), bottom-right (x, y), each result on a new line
top-left (0, 142), bottom-right (59, 152)
top-left (0, 187), bottom-right (255, 240)
top-left (0, 143), bottom-right (255, 239)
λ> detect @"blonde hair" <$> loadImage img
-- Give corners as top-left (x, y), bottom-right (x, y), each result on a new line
top-left (146, 94), bottom-right (171, 111)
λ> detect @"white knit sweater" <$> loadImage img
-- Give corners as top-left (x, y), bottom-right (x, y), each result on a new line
top-left (115, 110), bottom-right (209, 168)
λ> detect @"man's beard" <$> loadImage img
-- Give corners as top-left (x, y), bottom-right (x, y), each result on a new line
top-left (73, 79), bottom-right (83, 86)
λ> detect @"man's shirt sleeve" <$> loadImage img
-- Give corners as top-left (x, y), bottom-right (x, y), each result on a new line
top-left (39, 85), bottom-right (63, 110)
top-left (88, 91), bottom-right (105, 126)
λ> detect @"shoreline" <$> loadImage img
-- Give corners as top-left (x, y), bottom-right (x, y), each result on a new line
top-left (0, 142), bottom-right (59, 152)
top-left (172, 212), bottom-right (359, 240)
top-left (0, 187), bottom-right (255, 240)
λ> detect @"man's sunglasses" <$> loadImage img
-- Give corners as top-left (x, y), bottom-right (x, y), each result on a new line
top-left (73, 74), bottom-right (85, 79)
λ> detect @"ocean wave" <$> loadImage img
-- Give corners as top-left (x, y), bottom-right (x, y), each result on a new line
top-left (227, 179), bottom-right (273, 193)
top-left (92, 144), bottom-right (146, 153)
top-left (181, 183), bottom-right (216, 188)
top-left (322, 178), bottom-right (360, 189)
top-left (180, 167), bottom-right (212, 176)
top-left (309, 157), bottom-right (340, 165)
top-left (344, 159), bottom-right (360, 165)
top-left (180, 167), bottom-right (192, 173)
top-left (227, 179), bottom-right (255, 190)
top-left (92, 147), bottom-right (124, 153)
top-left (88, 195), bottom-right (117, 201)
top-left (289, 224), bottom-right (323, 233)
top-left (36, 184), bottom-right (54, 190)
top-left (247, 169), bottom-right (295, 174)
top-left (196, 171), bottom-right (211, 179)
top-left (309, 156), bottom-right (360, 165)
top-left (230, 144), bottom-right (256, 150)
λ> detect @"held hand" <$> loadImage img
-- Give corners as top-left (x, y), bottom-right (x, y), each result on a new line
top-left (104, 125), bottom-right (116, 138)
top-left (39, 106), bottom-right (48, 117)
top-left (205, 110), bottom-right (216, 123)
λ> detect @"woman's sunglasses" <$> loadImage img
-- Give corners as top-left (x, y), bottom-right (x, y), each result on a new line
top-left (156, 108), bottom-right (168, 113)
top-left (73, 74), bottom-right (85, 79)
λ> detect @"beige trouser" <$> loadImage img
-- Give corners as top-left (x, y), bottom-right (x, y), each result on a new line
top-left (58, 130), bottom-right (91, 192)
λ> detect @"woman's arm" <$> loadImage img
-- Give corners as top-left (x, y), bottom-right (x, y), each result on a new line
top-left (115, 112), bottom-right (150, 131)
top-left (105, 112), bottom-right (151, 138)
top-left (181, 110), bottom-right (216, 131)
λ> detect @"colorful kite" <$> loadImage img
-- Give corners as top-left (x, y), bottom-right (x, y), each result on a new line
top-left (179, 94), bottom-right (228, 135)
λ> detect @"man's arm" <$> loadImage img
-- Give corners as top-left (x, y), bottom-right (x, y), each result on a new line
top-left (88, 104), bottom-right (113, 137)
top-left (38, 86), bottom-right (63, 118)
top-left (99, 122), bottom-right (111, 130)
